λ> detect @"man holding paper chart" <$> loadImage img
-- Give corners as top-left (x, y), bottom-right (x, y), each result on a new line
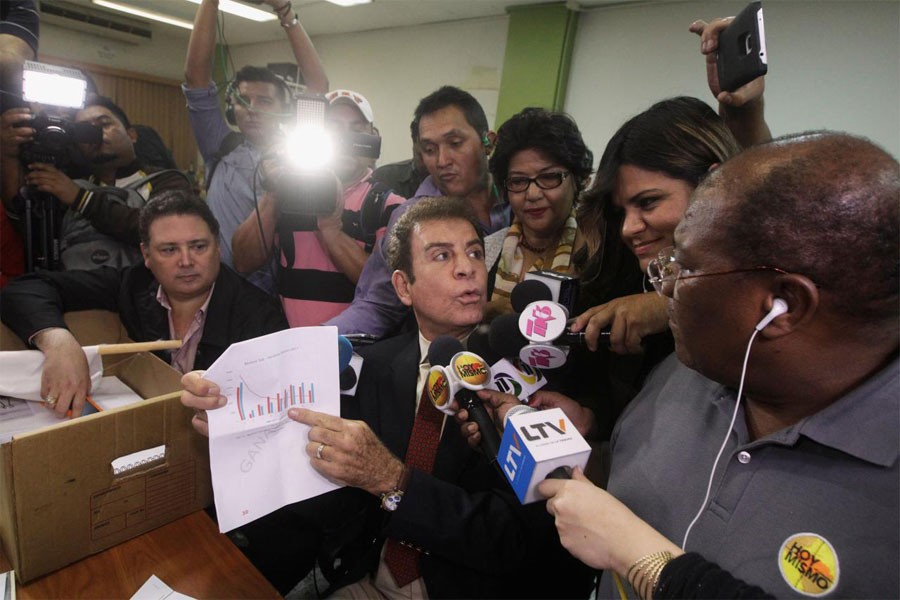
top-left (0, 190), bottom-right (287, 418)
top-left (181, 197), bottom-right (591, 598)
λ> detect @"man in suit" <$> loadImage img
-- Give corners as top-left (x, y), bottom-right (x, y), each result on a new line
top-left (1, 190), bottom-right (286, 418)
top-left (181, 197), bottom-right (590, 597)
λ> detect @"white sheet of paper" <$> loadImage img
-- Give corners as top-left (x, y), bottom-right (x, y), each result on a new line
top-left (0, 569), bottom-right (14, 600)
top-left (0, 375), bottom-right (143, 443)
top-left (204, 326), bottom-right (343, 533)
top-left (130, 575), bottom-right (194, 600)
top-left (0, 346), bottom-right (102, 402)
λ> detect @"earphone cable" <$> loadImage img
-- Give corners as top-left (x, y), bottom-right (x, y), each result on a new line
top-left (681, 326), bottom-right (760, 549)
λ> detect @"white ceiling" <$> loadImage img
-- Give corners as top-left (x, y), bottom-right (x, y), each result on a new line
top-left (52, 0), bottom-right (648, 45)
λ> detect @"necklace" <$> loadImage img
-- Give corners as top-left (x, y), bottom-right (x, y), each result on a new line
top-left (519, 237), bottom-right (550, 254)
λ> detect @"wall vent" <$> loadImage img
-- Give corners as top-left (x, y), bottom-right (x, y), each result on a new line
top-left (41, 1), bottom-right (154, 44)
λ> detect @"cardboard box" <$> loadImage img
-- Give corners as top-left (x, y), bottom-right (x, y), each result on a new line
top-left (0, 311), bottom-right (213, 583)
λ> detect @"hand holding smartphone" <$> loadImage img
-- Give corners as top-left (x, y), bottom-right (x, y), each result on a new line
top-left (716, 1), bottom-right (768, 92)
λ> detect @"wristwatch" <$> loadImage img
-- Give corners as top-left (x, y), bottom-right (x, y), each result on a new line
top-left (380, 465), bottom-right (410, 512)
top-left (380, 489), bottom-right (404, 512)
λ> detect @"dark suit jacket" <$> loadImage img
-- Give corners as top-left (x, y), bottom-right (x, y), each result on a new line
top-left (326, 332), bottom-right (592, 599)
top-left (0, 263), bottom-right (287, 370)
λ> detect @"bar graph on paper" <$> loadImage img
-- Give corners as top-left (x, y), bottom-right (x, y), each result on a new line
top-left (236, 376), bottom-right (316, 421)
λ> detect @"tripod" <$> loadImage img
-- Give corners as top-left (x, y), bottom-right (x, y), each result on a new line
top-left (20, 185), bottom-right (62, 272)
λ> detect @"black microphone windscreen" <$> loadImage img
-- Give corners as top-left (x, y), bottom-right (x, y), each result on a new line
top-left (510, 279), bottom-right (553, 313)
top-left (489, 313), bottom-right (529, 358)
top-left (339, 367), bottom-right (358, 391)
top-left (428, 335), bottom-right (464, 367)
top-left (467, 325), bottom-right (500, 365)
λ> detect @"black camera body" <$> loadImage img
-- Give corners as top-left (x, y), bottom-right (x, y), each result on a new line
top-left (275, 169), bottom-right (340, 217)
top-left (274, 130), bottom-right (382, 217)
top-left (17, 113), bottom-right (101, 168)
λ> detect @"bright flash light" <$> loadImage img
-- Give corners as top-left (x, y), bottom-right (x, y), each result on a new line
top-left (22, 61), bottom-right (87, 109)
top-left (283, 124), bottom-right (334, 171)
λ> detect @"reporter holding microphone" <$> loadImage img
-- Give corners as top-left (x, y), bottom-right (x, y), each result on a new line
top-left (461, 131), bottom-right (899, 598)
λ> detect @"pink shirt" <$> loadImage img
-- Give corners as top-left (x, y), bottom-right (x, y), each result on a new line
top-left (280, 172), bottom-right (404, 327)
top-left (156, 284), bottom-right (214, 373)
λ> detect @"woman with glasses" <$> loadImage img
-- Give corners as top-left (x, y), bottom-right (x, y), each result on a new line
top-left (483, 107), bottom-right (593, 320)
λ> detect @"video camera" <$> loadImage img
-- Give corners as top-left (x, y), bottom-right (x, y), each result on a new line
top-left (14, 61), bottom-right (99, 272)
top-left (270, 93), bottom-right (381, 217)
top-left (16, 61), bottom-right (100, 170)
top-left (17, 114), bottom-right (101, 169)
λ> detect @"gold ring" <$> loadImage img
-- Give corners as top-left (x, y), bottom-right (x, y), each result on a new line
top-left (316, 443), bottom-right (326, 460)
top-left (44, 395), bottom-right (58, 406)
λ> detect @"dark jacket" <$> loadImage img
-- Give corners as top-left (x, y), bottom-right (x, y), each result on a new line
top-left (0, 263), bottom-right (287, 370)
top-left (317, 332), bottom-right (592, 599)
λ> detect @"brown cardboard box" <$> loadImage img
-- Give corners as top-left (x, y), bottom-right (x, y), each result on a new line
top-left (0, 311), bottom-right (212, 583)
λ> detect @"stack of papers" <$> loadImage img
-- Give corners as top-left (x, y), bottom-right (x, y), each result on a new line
top-left (0, 375), bottom-right (144, 443)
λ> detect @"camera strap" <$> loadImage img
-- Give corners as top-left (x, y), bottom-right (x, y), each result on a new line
top-left (205, 131), bottom-right (246, 191)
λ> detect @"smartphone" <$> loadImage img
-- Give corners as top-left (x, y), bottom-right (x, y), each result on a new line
top-left (716, 1), bottom-right (768, 92)
top-left (343, 333), bottom-right (380, 347)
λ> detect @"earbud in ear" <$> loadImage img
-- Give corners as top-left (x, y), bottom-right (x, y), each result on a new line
top-left (482, 136), bottom-right (490, 147)
top-left (755, 298), bottom-right (788, 331)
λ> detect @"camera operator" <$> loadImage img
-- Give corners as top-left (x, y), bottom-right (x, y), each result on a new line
top-left (183, 0), bottom-right (328, 294)
top-left (232, 89), bottom-right (405, 328)
top-left (1, 96), bottom-right (191, 271)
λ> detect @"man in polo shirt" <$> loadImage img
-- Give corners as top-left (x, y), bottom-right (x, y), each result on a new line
top-left (231, 89), bottom-right (404, 327)
top-left (326, 85), bottom-right (510, 338)
top-left (533, 132), bottom-right (899, 598)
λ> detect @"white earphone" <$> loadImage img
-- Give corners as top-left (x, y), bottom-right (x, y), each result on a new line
top-left (755, 298), bottom-right (789, 331)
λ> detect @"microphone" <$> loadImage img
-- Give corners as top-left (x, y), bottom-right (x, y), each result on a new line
top-left (489, 312), bottom-right (572, 370)
top-left (510, 279), bottom-right (553, 313)
top-left (491, 285), bottom-right (611, 369)
top-left (498, 406), bottom-right (591, 503)
top-left (338, 335), bottom-right (353, 371)
top-left (338, 335), bottom-right (362, 394)
top-left (426, 336), bottom-right (501, 464)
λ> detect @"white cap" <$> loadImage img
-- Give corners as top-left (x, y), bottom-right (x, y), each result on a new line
top-left (326, 89), bottom-right (374, 124)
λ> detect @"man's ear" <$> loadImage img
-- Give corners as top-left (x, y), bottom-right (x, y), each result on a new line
top-left (140, 242), bottom-right (151, 268)
top-left (127, 127), bottom-right (138, 144)
top-left (483, 130), bottom-right (497, 155)
top-left (391, 269), bottom-right (414, 307)
top-left (757, 274), bottom-right (819, 339)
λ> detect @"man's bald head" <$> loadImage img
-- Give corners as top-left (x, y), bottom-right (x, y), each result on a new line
top-left (696, 131), bottom-right (898, 324)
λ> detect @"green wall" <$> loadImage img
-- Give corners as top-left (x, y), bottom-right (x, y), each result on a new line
top-left (495, 2), bottom-right (579, 128)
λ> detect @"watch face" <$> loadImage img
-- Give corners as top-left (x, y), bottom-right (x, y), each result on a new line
top-left (382, 491), bottom-right (403, 512)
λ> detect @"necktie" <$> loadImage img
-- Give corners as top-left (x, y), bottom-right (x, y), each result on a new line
top-left (384, 364), bottom-right (444, 588)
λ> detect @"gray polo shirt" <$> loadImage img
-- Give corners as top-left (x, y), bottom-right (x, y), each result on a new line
top-left (603, 354), bottom-right (899, 599)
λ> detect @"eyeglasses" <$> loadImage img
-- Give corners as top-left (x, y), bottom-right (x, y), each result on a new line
top-left (504, 171), bottom-right (570, 193)
top-left (646, 247), bottom-right (788, 296)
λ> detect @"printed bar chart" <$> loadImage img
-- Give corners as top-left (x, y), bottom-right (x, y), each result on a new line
top-left (236, 379), bottom-right (316, 421)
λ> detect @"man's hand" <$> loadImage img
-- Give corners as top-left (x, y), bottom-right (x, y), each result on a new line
top-left (315, 174), bottom-right (347, 233)
top-left (24, 163), bottom-right (81, 205)
top-left (180, 370), bottom-right (226, 437)
top-left (33, 328), bottom-right (91, 419)
top-left (289, 407), bottom-right (404, 496)
top-left (569, 293), bottom-right (668, 354)
top-left (689, 17), bottom-right (765, 108)
top-left (529, 391), bottom-right (597, 439)
top-left (1, 108), bottom-right (33, 159)
top-left (457, 389), bottom-right (599, 450)
top-left (537, 467), bottom-right (682, 574)
top-left (456, 389), bottom-right (519, 451)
